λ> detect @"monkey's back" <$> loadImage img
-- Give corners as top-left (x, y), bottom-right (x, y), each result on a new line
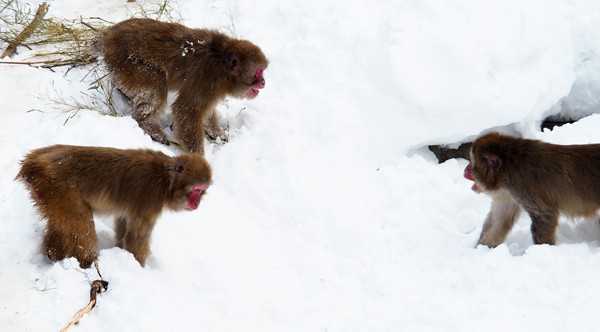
top-left (481, 134), bottom-right (600, 216)
top-left (17, 145), bottom-right (173, 214)
top-left (93, 18), bottom-right (231, 88)
top-left (536, 142), bottom-right (600, 215)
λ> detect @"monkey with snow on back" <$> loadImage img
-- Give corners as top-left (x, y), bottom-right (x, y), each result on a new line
top-left (91, 18), bottom-right (269, 155)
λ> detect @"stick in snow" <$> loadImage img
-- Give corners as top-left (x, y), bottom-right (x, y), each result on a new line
top-left (60, 260), bottom-right (108, 332)
top-left (1, 2), bottom-right (50, 59)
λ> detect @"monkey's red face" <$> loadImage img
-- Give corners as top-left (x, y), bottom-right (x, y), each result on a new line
top-left (464, 163), bottom-right (480, 192)
top-left (247, 67), bottom-right (266, 98)
top-left (185, 185), bottom-right (208, 211)
top-left (464, 146), bottom-right (504, 193)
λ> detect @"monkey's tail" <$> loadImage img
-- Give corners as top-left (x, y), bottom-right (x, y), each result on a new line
top-left (14, 161), bottom-right (28, 182)
top-left (88, 34), bottom-right (104, 57)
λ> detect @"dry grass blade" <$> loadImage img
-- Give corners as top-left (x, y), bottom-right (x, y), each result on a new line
top-left (128, 0), bottom-right (182, 23)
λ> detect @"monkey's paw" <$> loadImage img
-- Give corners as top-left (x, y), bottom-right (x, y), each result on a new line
top-left (150, 133), bottom-right (170, 146)
top-left (205, 129), bottom-right (228, 143)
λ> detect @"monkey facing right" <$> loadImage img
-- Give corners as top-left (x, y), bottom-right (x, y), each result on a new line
top-left (91, 18), bottom-right (269, 155)
top-left (16, 145), bottom-right (212, 268)
top-left (464, 132), bottom-right (600, 248)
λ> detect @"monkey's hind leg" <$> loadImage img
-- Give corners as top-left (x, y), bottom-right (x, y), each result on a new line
top-left (132, 105), bottom-right (170, 145)
top-left (42, 198), bottom-right (98, 268)
top-left (529, 212), bottom-right (559, 245)
top-left (112, 61), bottom-right (169, 145)
top-left (114, 216), bottom-right (127, 249)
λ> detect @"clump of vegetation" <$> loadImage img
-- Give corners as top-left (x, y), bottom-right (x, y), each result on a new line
top-left (0, 0), bottom-right (181, 121)
top-left (0, 1), bottom-right (103, 67)
top-left (128, 0), bottom-right (181, 23)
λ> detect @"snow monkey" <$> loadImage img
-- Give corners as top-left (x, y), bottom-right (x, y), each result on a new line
top-left (16, 145), bottom-right (212, 268)
top-left (464, 132), bottom-right (600, 247)
top-left (91, 18), bottom-right (269, 155)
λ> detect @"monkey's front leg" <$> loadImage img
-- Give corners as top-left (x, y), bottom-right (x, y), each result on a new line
top-left (477, 190), bottom-right (522, 247)
top-left (121, 216), bottom-right (158, 267)
top-left (204, 109), bottom-right (228, 142)
top-left (172, 95), bottom-right (207, 154)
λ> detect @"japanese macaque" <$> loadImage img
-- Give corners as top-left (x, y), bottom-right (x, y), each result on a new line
top-left (91, 18), bottom-right (269, 155)
top-left (464, 132), bottom-right (600, 247)
top-left (16, 145), bottom-right (212, 268)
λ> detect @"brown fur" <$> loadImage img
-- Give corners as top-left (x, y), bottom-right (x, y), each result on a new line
top-left (465, 132), bottom-right (600, 247)
top-left (91, 18), bottom-right (269, 154)
top-left (16, 145), bottom-right (212, 268)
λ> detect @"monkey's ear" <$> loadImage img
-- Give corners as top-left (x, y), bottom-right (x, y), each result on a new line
top-left (227, 52), bottom-right (240, 71)
top-left (483, 153), bottom-right (501, 169)
top-left (175, 159), bottom-right (186, 174)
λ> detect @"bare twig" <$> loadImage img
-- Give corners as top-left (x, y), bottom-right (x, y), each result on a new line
top-left (0, 59), bottom-right (51, 65)
top-left (1, 2), bottom-right (49, 58)
top-left (60, 279), bottom-right (108, 332)
top-left (60, 260), bottom-right (108, 332)
top-left (93, 259), bottom-right (103, 281)
top-left (0, 36), bottom-right (31, 50)
top-left (80, 20), bottom-right (98, 32)
top-left (0, 54), bottom-right (95, 69)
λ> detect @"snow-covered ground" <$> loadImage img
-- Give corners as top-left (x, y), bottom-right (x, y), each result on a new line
top-left (3, 0), bottom-right (600, 331)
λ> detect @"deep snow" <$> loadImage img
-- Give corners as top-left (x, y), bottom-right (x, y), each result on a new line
top-left (3, 0), bottom-right (600, 331)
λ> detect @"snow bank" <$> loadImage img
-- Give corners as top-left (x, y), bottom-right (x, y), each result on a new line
top-left (3, 0), bottom-right (600, 331)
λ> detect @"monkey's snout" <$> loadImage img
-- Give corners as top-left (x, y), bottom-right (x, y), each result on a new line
top-left (464, 163), bottom-right (474, 181)
top-left (185, 185), bottom-right (207, 211)
top-left (464, 163), bottom-right (479, 192)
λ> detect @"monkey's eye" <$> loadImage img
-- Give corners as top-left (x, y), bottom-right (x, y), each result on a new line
top-left (255, 67), bottom-right (264, 78)
top-left (193, 185), bottom-right (208, 193)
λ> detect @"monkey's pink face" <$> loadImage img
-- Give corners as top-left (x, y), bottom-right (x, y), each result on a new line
top-left (463, 163), bottom-right (480, 192)
top-left (185, 185), bottom-right (208, 211)
top-left (247, 67), bottom-right (266, 99)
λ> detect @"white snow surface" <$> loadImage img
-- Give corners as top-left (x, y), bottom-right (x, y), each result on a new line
top-left (3, 0), bottom-right (600, 331)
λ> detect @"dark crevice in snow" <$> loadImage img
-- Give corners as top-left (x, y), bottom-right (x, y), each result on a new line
top-left (428, 116), bottom-right (583, 163)
top-left (540, 116), bottom-right (579, 131)
top-left (428, 143), bottom-right (472, 163)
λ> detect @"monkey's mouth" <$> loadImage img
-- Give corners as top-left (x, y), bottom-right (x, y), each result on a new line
top-left (248, 87), bottom-right (261, 98)
top-left (248, 79), bottom-right (265, 98)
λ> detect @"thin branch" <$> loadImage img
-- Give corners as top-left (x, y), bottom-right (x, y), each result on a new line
top-left (0, 36), bottom-right (32, 50)
top-left (1, 2), bottom-right (49, 58)
top-left (60, 260), bottom-right (107, 332)
top-left (0, 55), bottom-right (95, 70)
top-left (80, 20), bottom-right (98, 32)
top-left (60, 279), bottom-right (108, 332)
